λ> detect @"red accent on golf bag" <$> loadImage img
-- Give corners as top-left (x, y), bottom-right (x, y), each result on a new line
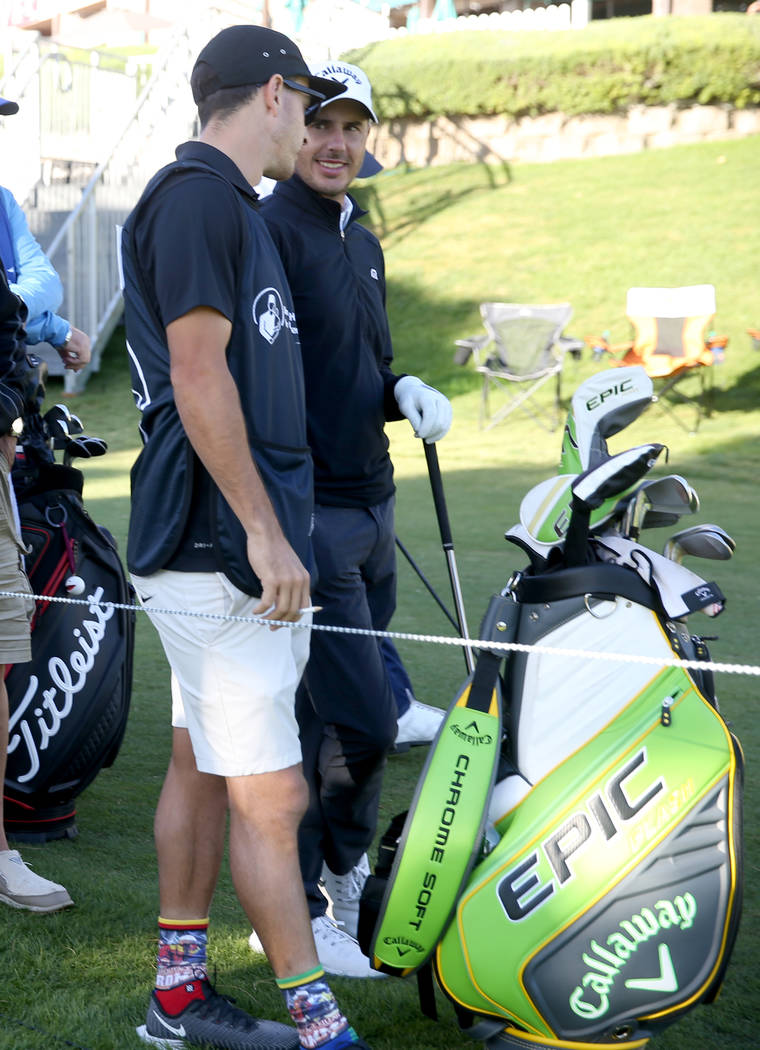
top-left (3, 461), bottom-right (135, 841)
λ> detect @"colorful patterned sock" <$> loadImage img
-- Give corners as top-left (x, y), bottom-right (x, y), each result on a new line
top-left (277, 969), bottom-right (358, 1049)
top-left (154, 917), bottom-right (209, 1012)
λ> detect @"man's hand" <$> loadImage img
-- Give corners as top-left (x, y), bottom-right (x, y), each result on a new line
top-left (394, 375), bottom-right (452, 443)
top-left (57, 327), bottom-right (91, 372)
top-left (247, 527), bottom-right (311, 628)
top-left (168, 307), bottom-right (312, 628)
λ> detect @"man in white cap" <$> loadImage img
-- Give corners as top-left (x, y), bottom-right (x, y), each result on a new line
top-left (257, 62), bottom-right (451, 979)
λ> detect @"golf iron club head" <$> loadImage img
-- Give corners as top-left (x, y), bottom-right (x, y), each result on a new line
top-left (62, 435), bottom-right (108, 468)
top-left (663, 524), bottom-right (736, 564)
top-left (618, 474), bottom-right (699, 540)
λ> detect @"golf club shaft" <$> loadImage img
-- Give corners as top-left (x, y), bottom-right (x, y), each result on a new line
top-left (423, 442), bottom-right (475, 672)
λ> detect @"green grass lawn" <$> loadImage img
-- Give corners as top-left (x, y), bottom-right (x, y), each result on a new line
top-left (1, 136), bottom-right (758, 1050)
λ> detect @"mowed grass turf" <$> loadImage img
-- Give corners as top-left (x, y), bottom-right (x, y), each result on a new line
top-left (0, 135), bottom-right (758, 1050)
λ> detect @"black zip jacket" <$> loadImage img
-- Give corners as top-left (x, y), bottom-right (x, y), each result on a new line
top-left (0, 260), bottom-right (29, 436)
top-left (262, 175), bottom-right (405, 508)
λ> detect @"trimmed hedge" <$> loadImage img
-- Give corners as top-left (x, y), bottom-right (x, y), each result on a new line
top-left (344, 14), bottom-right (760, 120)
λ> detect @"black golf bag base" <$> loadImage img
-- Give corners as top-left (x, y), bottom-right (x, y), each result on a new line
top-left (3, 795), bottom-right (78, 842)
top-left (4, 457), bottom-right (135, 843)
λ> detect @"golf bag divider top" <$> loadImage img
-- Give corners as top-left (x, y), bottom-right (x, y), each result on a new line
top-left (362, 560), bottom-right (742, 1049)
top-left (361, 596), bottom-right (517, 977)
top-left (4, 459), bottom-right (135, 842)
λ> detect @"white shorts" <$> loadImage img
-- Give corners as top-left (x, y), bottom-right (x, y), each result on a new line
top-left (130, 570), bottom-right (309, 777)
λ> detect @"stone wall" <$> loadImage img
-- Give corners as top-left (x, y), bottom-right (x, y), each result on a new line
top-left (369, 104), bottom-right (760, 169)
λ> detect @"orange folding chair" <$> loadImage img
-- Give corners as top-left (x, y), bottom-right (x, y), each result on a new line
top-left (588, 285), bottom-right (727, 433)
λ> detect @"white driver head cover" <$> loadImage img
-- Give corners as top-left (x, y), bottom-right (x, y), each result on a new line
top-left (560, 366), bottom-right (654, 474)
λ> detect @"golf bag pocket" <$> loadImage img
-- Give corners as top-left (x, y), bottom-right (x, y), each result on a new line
top-left (436, 588), bottom-right (743, 1047)
top-left (4, 467), bottom-right (135, 840)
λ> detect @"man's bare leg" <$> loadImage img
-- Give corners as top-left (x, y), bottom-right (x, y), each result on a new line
top-left (155, 727), bottom-right (227, 917)
top-left (227, 763), bottom-right (317, 978)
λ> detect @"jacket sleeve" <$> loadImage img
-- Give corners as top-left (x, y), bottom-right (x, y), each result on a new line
top-left (0, 261), bottom-right (29, 435)
top-left (23, 308), bottom-right (69, 347)
top-left (373, 246), bottom-right (407, 421)
top-left (2, 187), bottom-right (64, 322)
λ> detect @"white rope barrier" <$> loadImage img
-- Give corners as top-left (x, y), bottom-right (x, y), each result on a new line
top-left (3, 588), bottom-right (759, 678)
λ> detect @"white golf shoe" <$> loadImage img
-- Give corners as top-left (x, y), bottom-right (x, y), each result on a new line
top-left (322, 853), bottom-right (370, 939)
top-left (0, 849), bottom-right (73, 913)
top-left (310, 914), bottom-right (385, 979)
top-left (394, 698), bottom-right (444, 748)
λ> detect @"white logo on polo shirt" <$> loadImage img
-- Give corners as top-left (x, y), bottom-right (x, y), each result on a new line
top-left (252, 287), bottom-right (298, 345)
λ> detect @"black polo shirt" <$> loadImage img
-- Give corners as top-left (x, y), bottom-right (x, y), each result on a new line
top-left (129, 142), bottom-right (252, 570)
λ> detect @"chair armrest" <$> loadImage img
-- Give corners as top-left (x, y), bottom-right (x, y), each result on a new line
top-left (556, 334), bottom-right (585, 360)
top-left (453, 333), bottom-right (490, 365)
top-left (585, 334), bottom-right (634, 361)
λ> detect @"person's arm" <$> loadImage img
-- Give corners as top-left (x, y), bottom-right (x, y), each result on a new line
top-left (166, 306), bottom-right (310, 624)
top-left (21, 309), bottom-right (90, 371)
top-left (2, 189), bottom-right (63, 320)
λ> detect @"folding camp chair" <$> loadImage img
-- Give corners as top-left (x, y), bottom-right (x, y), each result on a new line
top-left (454, 302), bottom-right (581, 430)
top-left (589, 285), bottom-right (727, 433)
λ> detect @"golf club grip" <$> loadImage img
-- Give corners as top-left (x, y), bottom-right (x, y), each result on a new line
top-left (424, 442), bottom-right (454, 549)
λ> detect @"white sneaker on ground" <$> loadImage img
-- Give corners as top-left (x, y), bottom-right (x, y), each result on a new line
top-left (394, 697), bottom-right (445, 748)
top-left (0, 849), bottom-right (73, 913)
top-left (250, 913), bottom-right (384, 979)
top-left (310, 914), bottom-right (385, 979)
top-left (322, 853), bottom-right (370, 939)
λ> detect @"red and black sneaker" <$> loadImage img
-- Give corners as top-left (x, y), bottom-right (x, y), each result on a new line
top-left (136, 978), bottom-right (299, 1049)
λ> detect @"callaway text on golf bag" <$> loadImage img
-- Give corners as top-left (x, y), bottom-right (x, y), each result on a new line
top-left (359, 368), bottom-right (743, 1050)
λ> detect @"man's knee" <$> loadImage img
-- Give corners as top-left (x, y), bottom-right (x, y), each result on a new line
top-left (228, 764), bottom-right (309, 835)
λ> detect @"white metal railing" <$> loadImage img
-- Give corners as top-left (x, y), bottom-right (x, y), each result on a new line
top-left (40, 21), bottom-right (202, 392)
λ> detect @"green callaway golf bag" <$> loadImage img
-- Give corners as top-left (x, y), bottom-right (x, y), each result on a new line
top-left (360, 399), bottom-right (742, 1050)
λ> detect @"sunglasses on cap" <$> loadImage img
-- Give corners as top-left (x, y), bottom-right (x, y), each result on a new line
top-left (281, 78), bottom-right (326, 124)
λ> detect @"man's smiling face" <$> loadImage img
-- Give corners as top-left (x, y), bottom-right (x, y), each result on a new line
top-left (294, 97), bottom-right (371, 203)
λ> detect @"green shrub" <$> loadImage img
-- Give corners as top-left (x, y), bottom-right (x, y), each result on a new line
top-left (345, 14), bottom-right (760, 119)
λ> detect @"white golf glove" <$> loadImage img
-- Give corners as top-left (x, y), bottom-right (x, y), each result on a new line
top-left (394, 375), bottom-right (452, 443)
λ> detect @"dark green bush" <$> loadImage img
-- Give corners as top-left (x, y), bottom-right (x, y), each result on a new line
top-left (344, 14), bottom-right (760, 120)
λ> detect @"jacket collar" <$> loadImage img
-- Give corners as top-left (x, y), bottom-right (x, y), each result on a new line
top-left (270, 173), bottom-right (367, 230)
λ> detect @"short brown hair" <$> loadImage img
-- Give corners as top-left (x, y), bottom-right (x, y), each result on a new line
top-left (190, 65), bottom-right (260, 128)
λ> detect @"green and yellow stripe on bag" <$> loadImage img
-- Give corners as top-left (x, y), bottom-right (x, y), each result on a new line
top-left (370, 650), bottom-right (503, 977)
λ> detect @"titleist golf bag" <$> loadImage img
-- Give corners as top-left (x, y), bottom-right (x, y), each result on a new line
top-left (360, 370), bottom-right (743, 1050)
top-left (3, 389), bottom-right (135, 842)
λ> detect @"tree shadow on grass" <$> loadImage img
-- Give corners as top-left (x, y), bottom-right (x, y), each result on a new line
top-left (352, 159), bottom-right (511, 248)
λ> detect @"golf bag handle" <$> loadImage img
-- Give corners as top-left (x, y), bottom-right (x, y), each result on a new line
top-left (423, 442), bottom-right (474, 673)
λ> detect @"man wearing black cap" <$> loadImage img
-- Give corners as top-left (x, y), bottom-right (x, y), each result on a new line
top-left (121, 25), bottom-right (371, 1050)
top-left (257, 62), bottom-right (451, 980)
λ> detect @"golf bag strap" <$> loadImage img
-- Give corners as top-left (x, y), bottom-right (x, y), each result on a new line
top-left (369, 623), bottom-right (508, 976)
top-left (514, 562), bottom-right (659, 610)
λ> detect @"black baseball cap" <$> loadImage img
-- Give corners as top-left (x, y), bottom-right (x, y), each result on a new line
top-left (192, 25), bottom-right (346, 108)
top-left (0, 96), bottom-right (19, 116)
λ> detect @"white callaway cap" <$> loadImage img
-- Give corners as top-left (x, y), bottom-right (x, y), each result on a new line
top-left (311, 61), bottom-right (379, 123)
top-left (310, 60), bottom-right (383, 179)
